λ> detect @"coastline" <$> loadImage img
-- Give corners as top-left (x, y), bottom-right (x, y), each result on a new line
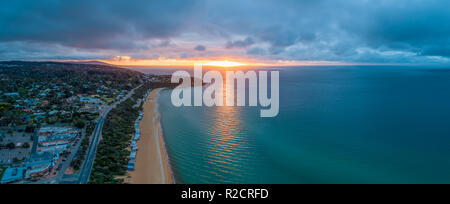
top-left (127, 88), bottom-right (174, 184)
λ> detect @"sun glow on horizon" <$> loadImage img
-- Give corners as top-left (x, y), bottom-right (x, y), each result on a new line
top-left (101, 57), bottom-right (254, 67)
top-left (99, 56), bottom-right (353, 68)
top-left (203, 60), bottom-right (246, 67)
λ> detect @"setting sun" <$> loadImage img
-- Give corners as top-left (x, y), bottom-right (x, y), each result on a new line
top-left (204, 61), bottom-right (245, 67)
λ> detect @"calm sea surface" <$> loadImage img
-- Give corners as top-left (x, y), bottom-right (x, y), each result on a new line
top-left (155, 66), bottom-right (450, 184)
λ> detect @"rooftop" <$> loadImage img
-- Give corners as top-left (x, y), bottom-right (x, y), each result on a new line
top-left (0, 167), bottom-right (25, 184)
top-left (38, 126), bottom-right (79, 143)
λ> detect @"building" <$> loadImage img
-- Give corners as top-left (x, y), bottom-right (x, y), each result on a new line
top-left (128, 110), bottom-right (144, 170)
top-left (129, 152), bottom-right (136, 160)
top-left (4, 93), bottom-right (19, 97)
top-left (0, 167), bottom-right (26, 184)
top-left (66, 96), bottom-right (79, 103)
top-left (79, 96), bottom-right (103, 104)
top-left (37, 126), bottom-right (80, 153)
top-left (24, 99), bottom-right (41, 107)
top-left (25, 152), bottom-right (59, 179)
top-left (127, 161), bottom-right (135, 171)
top-left (79, 104), bottom-right (100, 114)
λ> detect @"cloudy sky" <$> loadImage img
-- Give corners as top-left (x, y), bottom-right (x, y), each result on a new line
top-left (0, 0), bottom-right (449, 66)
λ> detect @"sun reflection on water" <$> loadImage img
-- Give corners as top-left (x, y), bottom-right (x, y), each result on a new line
top-left (201, 88), bottom-right (254, 182)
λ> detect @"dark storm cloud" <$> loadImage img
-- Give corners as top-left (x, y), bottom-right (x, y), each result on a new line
top-left (226, 37), bottom-right (254, 49)
top-left (194, 45), bottom-right (206, 51)
top-left (247, 47), bottom-right (267, 56)
top-left (359, 0), bottom-right (450, 58)
top-left (201, 0), bottom-right (450, 63)
top-left (158, 40), bottom-right (172, 48)
top-left (0, 0), bottom-right (201, 50)
top-left (0, 0), bottom-right (449, 63)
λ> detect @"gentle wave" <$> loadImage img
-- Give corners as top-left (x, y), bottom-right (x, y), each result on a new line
top-left (158, 66), bottom-right (450, 184)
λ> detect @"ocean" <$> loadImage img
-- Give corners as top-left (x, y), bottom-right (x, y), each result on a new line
top-left (154, 66), bottom-right (450, 184)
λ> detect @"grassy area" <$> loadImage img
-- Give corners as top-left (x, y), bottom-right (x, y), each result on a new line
top-left (102, 97), bottom-right (115, 104)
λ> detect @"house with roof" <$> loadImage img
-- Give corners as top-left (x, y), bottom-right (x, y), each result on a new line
top-left (0, 167), bottom-right (26, 184)
top-left (79, 104), bottom-right (100, 114)
top-left (4, 93), bottom-right (19, 97)
top-left (37, 126), bottom-right (80, 153)
top-left (24, 99), bottom-right (41, 107)
top-left (80, 96), bottom-right (103, 104)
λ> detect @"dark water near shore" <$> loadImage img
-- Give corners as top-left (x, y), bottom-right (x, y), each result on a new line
top-left (155, 66), bottom-right (450, 184)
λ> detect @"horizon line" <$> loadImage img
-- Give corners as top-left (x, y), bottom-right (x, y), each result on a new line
top-left (0, 59), bottom-right (447, 68)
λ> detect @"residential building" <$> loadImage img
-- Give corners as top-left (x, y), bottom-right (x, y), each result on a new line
top-left (4, 93), bottom-right (19, 97)
top-left (0, 167), bottom-right (26, 184)
top-left (37, 126), bottom-right (80, 153)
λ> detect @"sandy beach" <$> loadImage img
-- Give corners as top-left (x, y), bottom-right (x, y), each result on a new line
top-left (127, 88), bottom-right (174, 184)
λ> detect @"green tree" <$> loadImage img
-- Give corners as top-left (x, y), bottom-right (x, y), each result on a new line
top-left (22, 142), bottom-right (30, 149)
top-left (6, 143), bottom-right (15, 149)
top-left (74, 120), bottom-right (86, 129)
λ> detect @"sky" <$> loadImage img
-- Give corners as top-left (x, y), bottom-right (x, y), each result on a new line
top-left (0, 0), bottom-right (449, 66)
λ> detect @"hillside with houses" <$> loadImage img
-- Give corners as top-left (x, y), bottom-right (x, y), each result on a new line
top-left (0, 61), bottom-right (147, 183)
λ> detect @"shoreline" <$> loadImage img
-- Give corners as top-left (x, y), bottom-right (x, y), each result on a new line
top-left (154, 89), bottom-right (177, 184)
top-left (127, 88), bottom-right (174, 184)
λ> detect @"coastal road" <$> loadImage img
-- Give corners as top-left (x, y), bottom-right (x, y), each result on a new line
top-left (77, 85), bottom-right (142, 184)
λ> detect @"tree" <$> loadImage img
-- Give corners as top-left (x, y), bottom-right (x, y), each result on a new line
top-left (0, 103), bottom-right (12, 113)
top-left (74, 120), bottom-right (86, 129)
top-left (6, 143), bottom-right (15, 149)
top-left (22, 142), bottom-right (30, 149)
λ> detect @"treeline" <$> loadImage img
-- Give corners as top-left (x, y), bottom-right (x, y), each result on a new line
top-left (71, 120), bottom-right (96, 171)
top-left (88, 82), bottom-right (172, 184)
top-left (70, 137), bottom-right (89, 171)
top-left (89, 99), bottom-right (138, 184)
top-left (88, 84), bottom-right (153, 184)
top-left (0, 61), bottom-right (143, 98)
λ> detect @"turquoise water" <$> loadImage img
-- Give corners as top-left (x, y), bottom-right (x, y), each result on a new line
top-left (158, 66), bottom-right (450, 184)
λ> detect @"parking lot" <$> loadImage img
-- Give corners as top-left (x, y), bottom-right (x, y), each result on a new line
top-left (0, 132), bottom-right (33, 165)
